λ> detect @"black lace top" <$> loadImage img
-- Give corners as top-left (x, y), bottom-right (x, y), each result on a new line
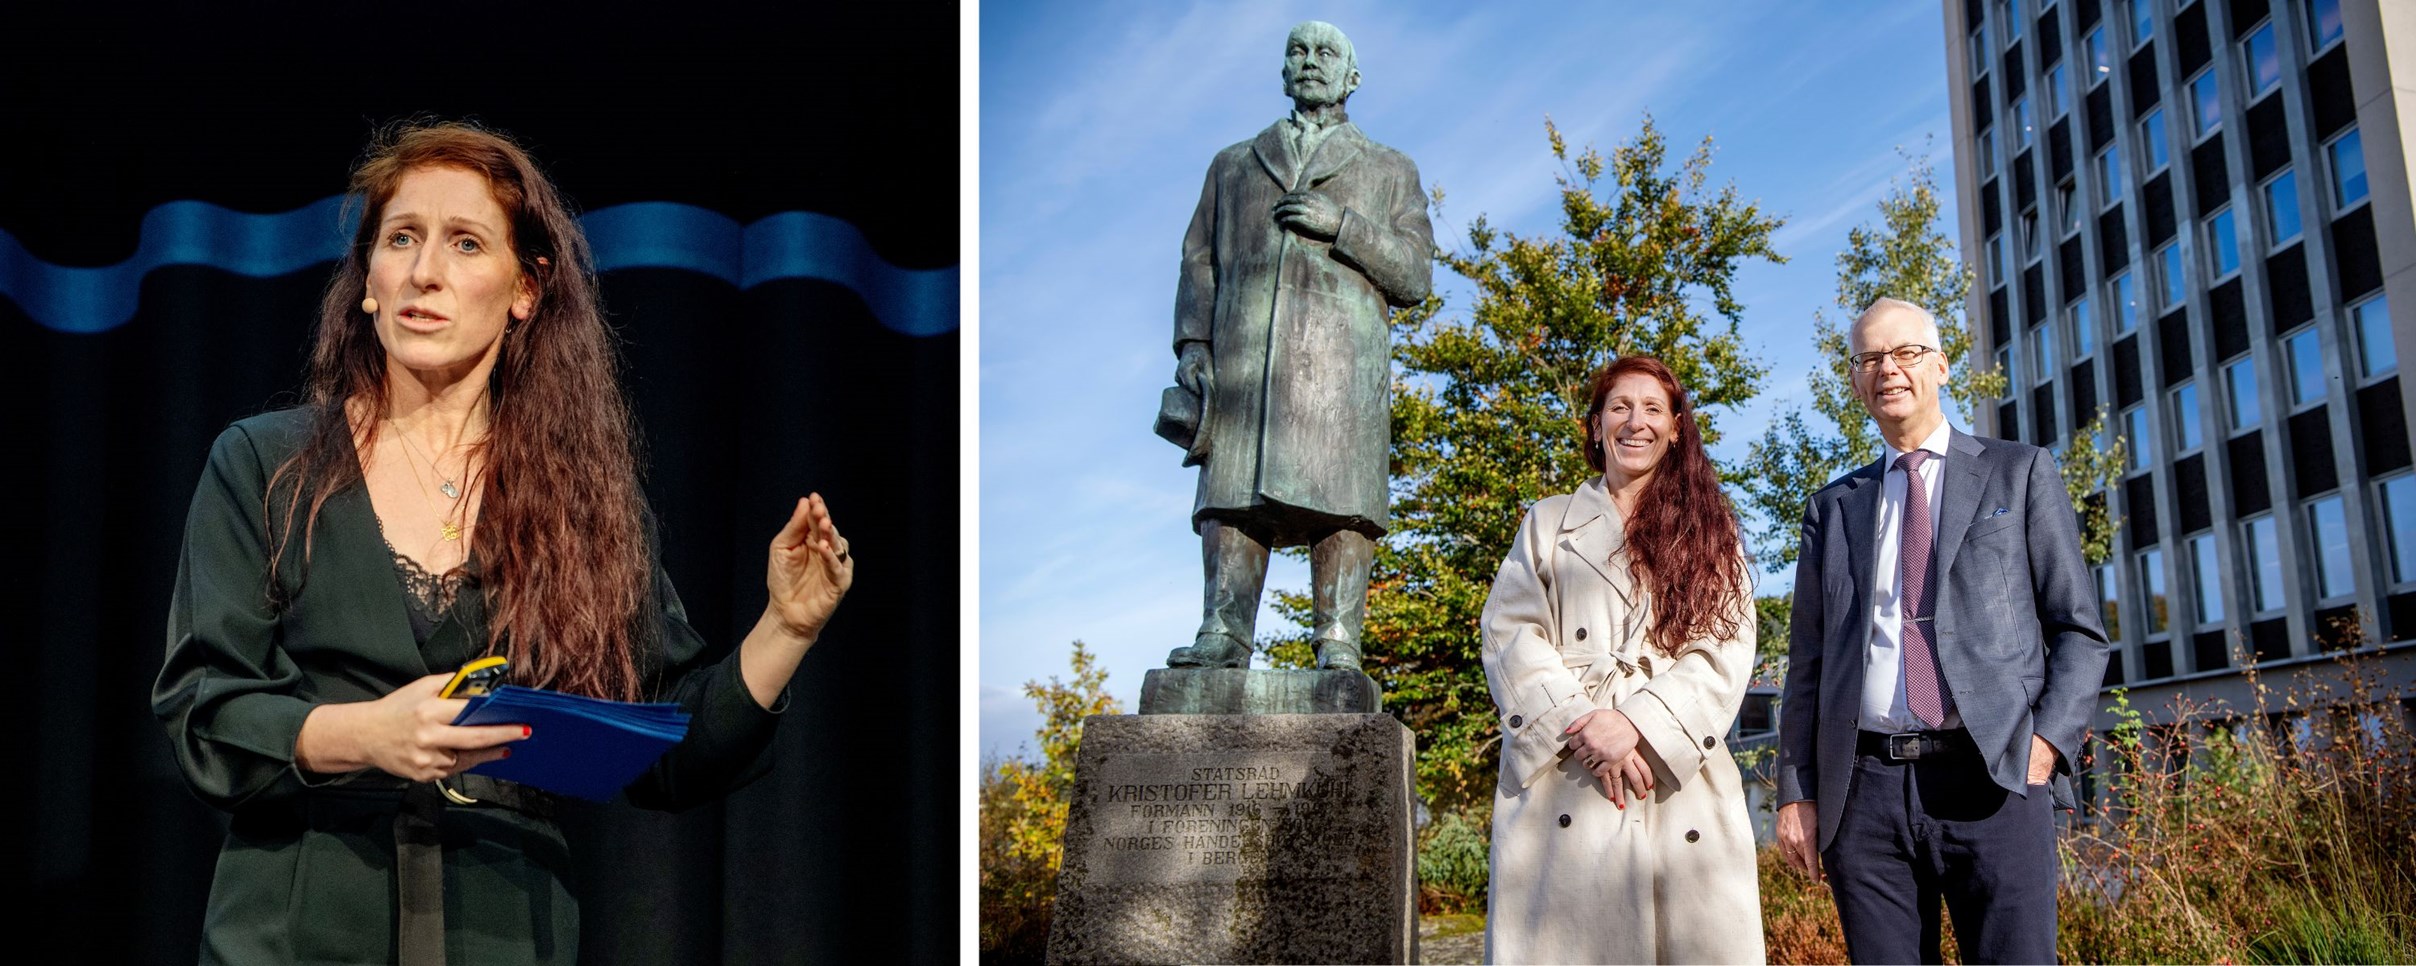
top-left (377, 517), bottom-right (473, 650)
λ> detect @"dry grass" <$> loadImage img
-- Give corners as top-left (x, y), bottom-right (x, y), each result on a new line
top-left (2057, 647), bottom-right (2416, 963)
top-left (1756, 645), bottom-right (2416, 964)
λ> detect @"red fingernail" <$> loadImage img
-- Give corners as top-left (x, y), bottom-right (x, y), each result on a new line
top-left (500, 749), bottom-right (512, 759)
top-left (521, 725), bottom-right (532, 738)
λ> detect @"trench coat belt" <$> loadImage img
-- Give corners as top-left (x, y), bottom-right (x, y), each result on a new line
top-left (391, 775), bottom-right (557, 966)
top-left (1559, 650), bottom-right (1635, 704)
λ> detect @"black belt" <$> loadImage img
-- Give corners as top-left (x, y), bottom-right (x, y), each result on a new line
top-left (376, 775), bottom-right (554, 966)
top-left (1856, 728), bottom-right (1975, 762)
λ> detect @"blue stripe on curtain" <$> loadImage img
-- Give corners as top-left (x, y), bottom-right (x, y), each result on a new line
top-left (0, 198), bottom-right (958, 337)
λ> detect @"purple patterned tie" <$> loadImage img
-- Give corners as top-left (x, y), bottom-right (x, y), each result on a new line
top-left (1898, 450), bottom-right (1950, 728)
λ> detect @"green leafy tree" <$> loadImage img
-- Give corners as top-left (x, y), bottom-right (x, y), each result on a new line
top-left (1737, 153), bottom-right (2123, 567)
top-left (978, 641), bottom-right (1123, 960)
top-left (1269, 116), bottom-right (1786, 809)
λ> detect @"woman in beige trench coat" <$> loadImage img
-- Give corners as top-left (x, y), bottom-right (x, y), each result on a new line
top-left (1480, 357), bottom-right (1764, 965)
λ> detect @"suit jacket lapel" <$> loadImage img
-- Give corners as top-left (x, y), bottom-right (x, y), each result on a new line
top-left (1840, 461), bottom-right (1884, 620)
top-left (1296, 123), bottom-right (1366, 189)
top-left (1250, 122), bottom-right (1299, 191)
top-left (1557, 478), bottom-right (1635, 610)
top-left (1930, 428), bottom-right (1991, 596)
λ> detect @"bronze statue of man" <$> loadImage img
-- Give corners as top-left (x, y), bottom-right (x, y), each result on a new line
top-left (1162, 20), bottom-right (1433, 671)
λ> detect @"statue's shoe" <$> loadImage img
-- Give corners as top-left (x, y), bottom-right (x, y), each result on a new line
top-left (1314, 637), bottom-right (1362, 671)
top-left (1166, 633), bottom-right (1251, 669)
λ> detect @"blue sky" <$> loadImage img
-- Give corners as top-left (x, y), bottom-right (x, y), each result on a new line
top-left (979, 0), bottom-right (1966, 760)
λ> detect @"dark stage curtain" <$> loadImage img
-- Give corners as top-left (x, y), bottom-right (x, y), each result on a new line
top-left (2, 6), bottom-right (958, 963)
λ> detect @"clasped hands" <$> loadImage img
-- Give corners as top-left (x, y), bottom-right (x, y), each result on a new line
top-left (1564, 708), bottom-right (1654, 808)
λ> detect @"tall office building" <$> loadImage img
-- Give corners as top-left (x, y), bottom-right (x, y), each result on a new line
top-left (1941, 0), bottom-right (2416, 752)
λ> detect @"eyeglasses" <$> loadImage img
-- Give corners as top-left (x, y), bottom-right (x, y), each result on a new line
top-left (1848, 344), bottom-right (1940, 373)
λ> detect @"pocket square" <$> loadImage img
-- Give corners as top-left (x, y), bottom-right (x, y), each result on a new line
top-left (1991, 506), bottom-right (2011, 517)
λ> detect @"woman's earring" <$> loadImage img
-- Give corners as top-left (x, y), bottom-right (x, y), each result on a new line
top-left (361, 295), bottom-right (379, 314)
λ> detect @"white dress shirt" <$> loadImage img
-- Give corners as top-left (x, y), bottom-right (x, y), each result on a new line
top-left (1859, 419), bottom-right (1963, 733)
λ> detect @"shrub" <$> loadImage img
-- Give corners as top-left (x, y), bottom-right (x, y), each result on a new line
top-left (1417, 805), bottom-right (1493, 914)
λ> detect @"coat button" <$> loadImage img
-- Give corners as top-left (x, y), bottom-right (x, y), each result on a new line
top-left (1704, 736), bottom-right (1717, 749)
top-left (1508, 715), bottom-right (1523, 729)
top-left (1685, 829), bottom-right (1700, 843)
top-left (1575, 627), bottom-right (1587, 641)
top-left (1558, 814), bottom-right (1571, 828)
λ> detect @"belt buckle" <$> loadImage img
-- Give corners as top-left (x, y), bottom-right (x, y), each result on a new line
top-left (1886, 732), bottom-right (1925, 761)
top-left (439, 777), bottom-right (480, 805)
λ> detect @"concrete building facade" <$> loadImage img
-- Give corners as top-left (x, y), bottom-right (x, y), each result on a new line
top-left (1939, 0), bottom-right (2416, 770)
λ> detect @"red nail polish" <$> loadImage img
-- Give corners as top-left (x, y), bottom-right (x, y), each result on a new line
top-left (521, 725), bottom-right (532, 738)
top-left (500, 749), bottom-right (511, 759)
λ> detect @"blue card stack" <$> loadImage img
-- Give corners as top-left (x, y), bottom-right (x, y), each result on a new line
top-left (452, 685), bottom-right (692, 801)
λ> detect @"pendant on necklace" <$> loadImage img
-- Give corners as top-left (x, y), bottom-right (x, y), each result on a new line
top-left (440, 481), bottom-right (460, 500)
top-left (442, 521), bottom-right (462, 541)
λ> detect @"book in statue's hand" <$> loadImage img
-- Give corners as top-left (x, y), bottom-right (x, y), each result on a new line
top-left (452, 685), bottom-right (691, 801)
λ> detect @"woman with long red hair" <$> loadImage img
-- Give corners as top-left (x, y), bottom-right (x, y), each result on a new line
top-left (152, 121), bottom-right (852, 964)
top-left (1479, 355), bottom-right (1763, 963)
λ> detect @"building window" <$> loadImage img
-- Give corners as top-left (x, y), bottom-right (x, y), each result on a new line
top-left (2244, 21), bottom-right (2281, 98)
top-left (2031, 323), bottom-right (2057, 379)
top-left (2142, 108), bottom-right (2170, 171)
top-left (2354, 294), bottom-right (2396, 378)
top-left (2049, 62), bottom-right (2071, 117)
top-left (2113, 270), bottom-right (2140, 333)
top-left (2381, 474), bottom-right (2416, 584)
top-left (2005, 0), bottom-right (2025, 44)
top-left (1999, 346), bottom-right (2019, 395)
top-left (2331, 127), bottom-right (2368, 208)
top-left (1979, 126), bottom-right (1996, 176)
top-left (2097, 563), bottom-right (2123, 640)
top-left (2189, 69), bottom-right (2221, 139)
top-left (1971, 21), bottom-right (1991, 74)
top-left (2244, 514), bottom-right (2284, 613)
top-left (2205, 207), bottom-right (2239, 279)
top-left (2284, 326), bottom-right (2324, 408)
top-left (2172, 380), bottom-right (2203, 452)
top-left (2264, 169), bottom-right (2302, 247)
top-left (2087, 24), bottom-right (2113, 84)
top-left (2190, 532), bottom-right (2225, 625)
top-left (2140, 547), bottom-right (2169, 634)
top-left (2059, 183), bottom-right (2082, 235)
top-left (2014, 95), bottom-right (2035, 149)
top-left (2022, 208), bottom-right (2042, 261)
top-left (2134, 0), bottom-right (2156, 47)
top-left (2308, 495), bottom-right (2354, 600)
top-left (2377, 473), bottom-right (2416, 582)
top-left (2124, 403), bottom-right (2153, 470)
top-left (2157, 242), bottom-right (2186, 309)
top-left (1988, 233), bottom-right (2007, 288)
top-left (2309, 0), bottom-right (2344, 53)
top-left (2068, 296), bottom-right (2094, 359)
top-left (2224, 356), bottom-right (2259, 430)
top-left (2098, 145), bottom-right (2125, 207)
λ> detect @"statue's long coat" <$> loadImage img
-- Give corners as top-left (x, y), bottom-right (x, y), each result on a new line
top-left (1175, 119), bottom-right (1432, 542)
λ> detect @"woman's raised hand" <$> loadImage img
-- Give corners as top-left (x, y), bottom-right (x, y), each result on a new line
top-left (764, 494), bottom-right (853, 642)
top-left (294, 672), bottom-right (530, 782)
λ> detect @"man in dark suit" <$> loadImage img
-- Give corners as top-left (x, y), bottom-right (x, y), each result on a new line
top-left (1775, 297), bottom-right (2109, 963)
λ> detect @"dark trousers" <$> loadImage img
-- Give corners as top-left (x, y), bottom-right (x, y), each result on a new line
top-left (1823, 738), bottom-right (2058, 964)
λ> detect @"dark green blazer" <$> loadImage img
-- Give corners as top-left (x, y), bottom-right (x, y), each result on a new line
top-left (153, 408), bottom-right (783, 964)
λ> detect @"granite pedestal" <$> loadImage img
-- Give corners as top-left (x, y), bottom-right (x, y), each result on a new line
top-left (1137, 667), bottom-right (1382, 714)
top-left (1044, 712), bottom-right (1418, 965)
